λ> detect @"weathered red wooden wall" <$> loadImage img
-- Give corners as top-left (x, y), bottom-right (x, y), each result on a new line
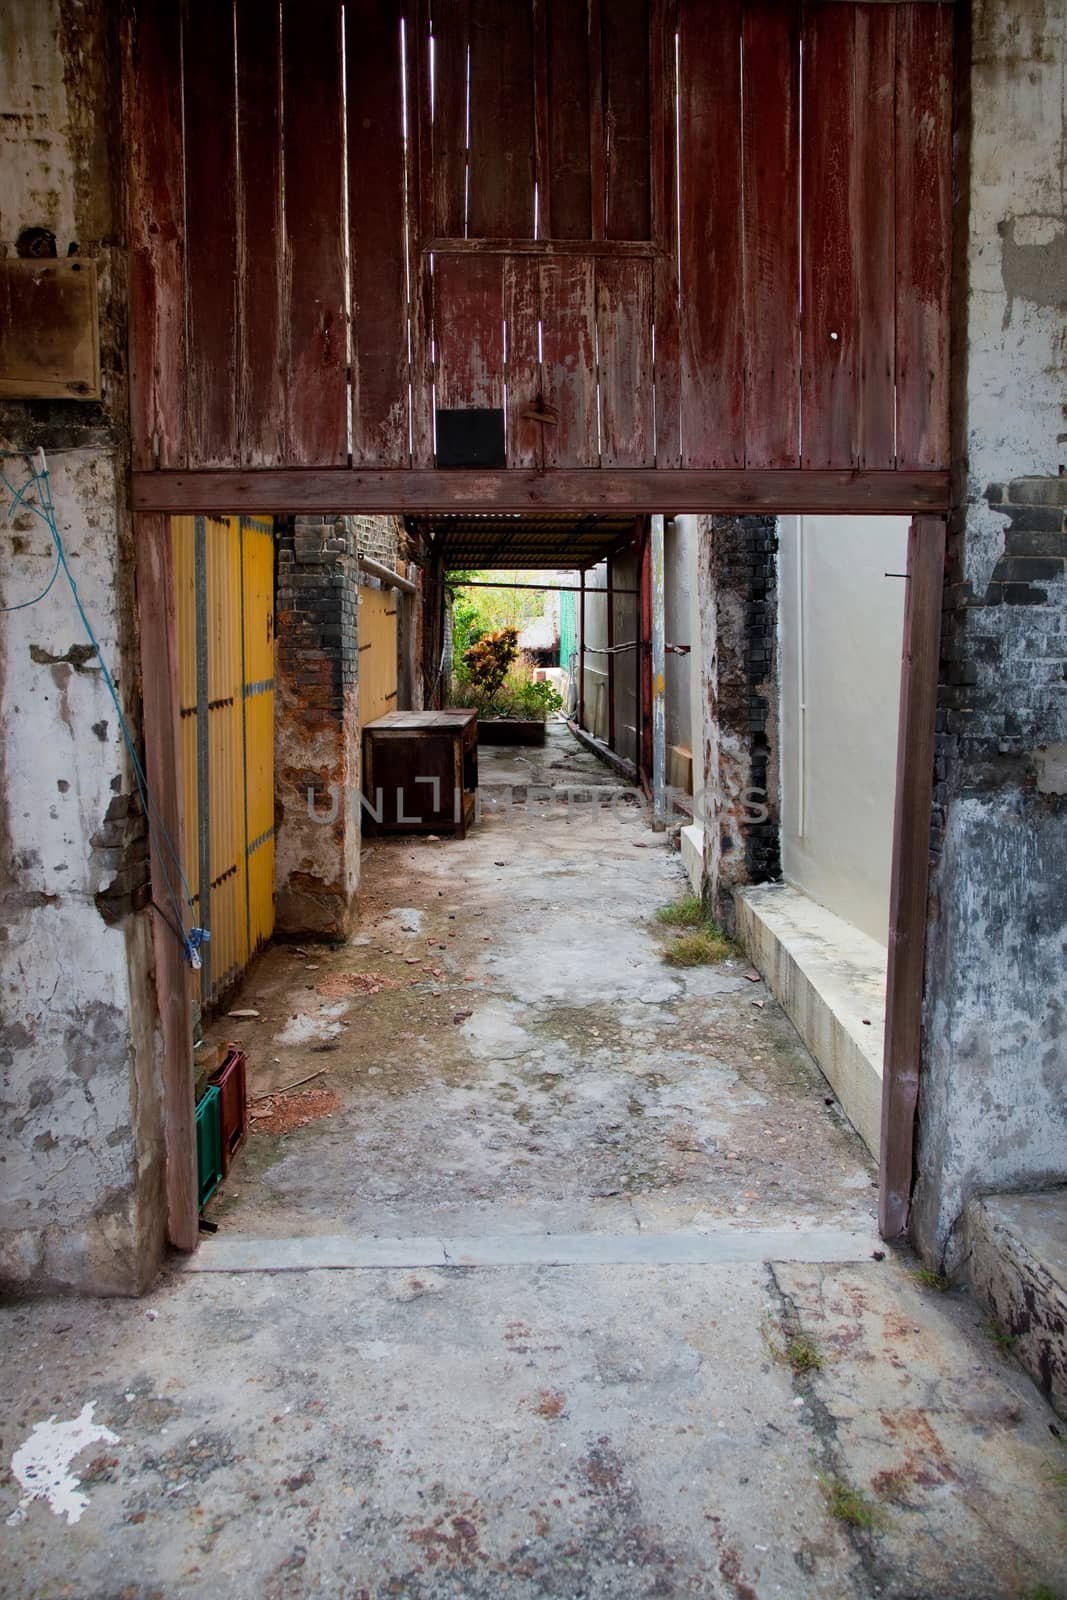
top-left (126, 0), bottom-right (954, 487)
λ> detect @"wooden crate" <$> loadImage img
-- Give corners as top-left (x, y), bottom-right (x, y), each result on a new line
top-left (363, 710), bottom-right (478, 837)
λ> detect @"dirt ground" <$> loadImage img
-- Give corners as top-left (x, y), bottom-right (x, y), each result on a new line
top-left (2, 726), bottom-right (1065, 1598)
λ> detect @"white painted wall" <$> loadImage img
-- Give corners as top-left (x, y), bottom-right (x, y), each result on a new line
top-left (777, 515), bottom-right (908, 946)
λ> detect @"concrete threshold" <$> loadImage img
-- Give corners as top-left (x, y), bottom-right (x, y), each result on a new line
top-left (735, 882), bottom-right (886, 1158)
top-left (966, 1189), bottom-right (1067, 1418)
top-left (182, 1225), bottom-right (882, 1274)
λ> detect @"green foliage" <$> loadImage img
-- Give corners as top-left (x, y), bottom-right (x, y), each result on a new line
top-left (911, 1265), bottom-right (949, 1291)
top-left (512, 679), bottom-right (564, 719)
top-left (656, 896), bottom-right (706, 928)
top-left (463, 627), bottom-right (519, 711)
top-left (821, 1476), bottom-right (883, 1531)
top-left (663, 926), bottom-right (734, 967)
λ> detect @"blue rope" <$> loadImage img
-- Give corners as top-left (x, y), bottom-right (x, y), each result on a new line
top-left (0, 452), bottom-right (210, 968)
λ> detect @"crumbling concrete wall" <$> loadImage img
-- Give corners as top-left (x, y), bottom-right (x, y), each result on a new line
top-left (913, 0), bottom-right (1067, 1268)
top-left (697, 515), bottom-right (780, 934)
top-left (273, 514), bottom-right (409, 939)
top-left (0, 0), bottom-right (165, 1293)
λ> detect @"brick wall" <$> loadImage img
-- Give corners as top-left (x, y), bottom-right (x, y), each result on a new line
top-left (697, 514), bottom-right (781, 932)
top-left (273, 515), bottom-right (361, 938)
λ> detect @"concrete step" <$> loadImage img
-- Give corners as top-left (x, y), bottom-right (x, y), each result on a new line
top-left (735, 882), bottom-right (886, 1158)
top-left (965, 1189), bottom-right (1067, 1418)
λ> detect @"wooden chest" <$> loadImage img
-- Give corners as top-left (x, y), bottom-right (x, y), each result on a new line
top-left (362, 710), bottom-right (478, 837)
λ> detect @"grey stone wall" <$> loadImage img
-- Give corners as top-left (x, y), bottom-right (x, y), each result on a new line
top-left (912, 0), bottom-right (1067, 1268)
top-left (697, 515), bottom-right (781, 933)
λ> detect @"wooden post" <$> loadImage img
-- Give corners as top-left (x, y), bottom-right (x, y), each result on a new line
top-left (606, 554), bottom-right (616, 750)
top-left (879, 514), bottom-right (946, 1240)
top-left (578, 567), bottom-right (586, 728)
top-left (640, 519), bottom-right (653, 785)
top-left (134, 512), bottom-right (198, 1253)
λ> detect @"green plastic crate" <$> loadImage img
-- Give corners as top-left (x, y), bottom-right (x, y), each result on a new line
top-left (196, 1085), bottom-right (223, 1209)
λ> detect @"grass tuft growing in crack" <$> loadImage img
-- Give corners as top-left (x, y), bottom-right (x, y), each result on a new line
top-left (984, 1317), bottom-right (1017, 1354)
top-left (761, 1316), bottom-right (824, 1374)
top-left (655, 895), bottom-right (705, 928)
top-left (821, 1475), bottom-right (883, 1531)
top-left (911, 1264), bottom-right (950, 1291)
top-left (655, 897), bottom-right (735, 966)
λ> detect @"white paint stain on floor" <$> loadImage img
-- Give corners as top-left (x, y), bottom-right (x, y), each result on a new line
top-left (8, 1402), bottom-right (119, 1526)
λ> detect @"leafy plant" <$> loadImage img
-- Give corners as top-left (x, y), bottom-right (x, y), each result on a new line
top-left (513, 678), bottom-right (564, 720)
top-left (462, 627), bottom-right (520, 712)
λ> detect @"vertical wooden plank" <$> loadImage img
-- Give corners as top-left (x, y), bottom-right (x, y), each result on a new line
top-left (125, 2), bottom-right (186, 470)
top-left (854, 4), bottom-right (896, 468)
top-left (431, 0), bottom-right (470, 235)
top-left (410, 0), bottom-right (437, 466)
top-left (895, 3), bottom-right (953, 469)
top-left (742, 0), bottom-right (800, 468)
top-left (347, 2), bottom-right (411, 465)
top-left (532, 0), bottom-right (551, 236)
top-left (468, 0), bottom-right (536, 236)
top-left (539, 257), bottom-right (598, 466)
top-left (677, 0), bottom-right (743, 467)
top-left (651, 0), bottom-right (680, 466)
top-left (596, 259), bottom-right (654, 467)
top-left (801, 2), bottom-right (856, 469)
top-left (182, 0), bottom-right (238, 468)
top-left (434, 253), bottom-right (504, 410)
top-left (282, 0), bottom-right (348, 465)
top-left (587, 0), bottom-right (605, 240)
top-left (879, 515), bottom-right (946, 1241)
top-left (504, 255), bottom-right (543, 468)
top-left (135, 512), bottom-right (198, 1252)
top-left (236, 0), bottom-right (285, 467)
top-left (602, 0), bottom-right (651, 239)
top-left (545, 0), bottom-right (591, 238)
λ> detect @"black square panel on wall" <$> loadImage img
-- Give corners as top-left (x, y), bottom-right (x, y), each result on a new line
top-left (435, 408), bottom-right (506, 468)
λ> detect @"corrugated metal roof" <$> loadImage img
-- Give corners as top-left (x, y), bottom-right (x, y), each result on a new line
top-left (408, 513), bottom-right (640, 570)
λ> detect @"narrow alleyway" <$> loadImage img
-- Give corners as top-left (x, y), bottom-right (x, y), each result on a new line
top-left (2, 728), bottom-right (1064, 1598)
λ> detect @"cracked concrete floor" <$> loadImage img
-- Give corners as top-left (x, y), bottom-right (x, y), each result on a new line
top-left (2, 726), bottom-right (1065, 1596)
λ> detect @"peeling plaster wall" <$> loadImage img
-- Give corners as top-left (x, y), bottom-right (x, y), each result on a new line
top-left (0, 0), bottom-right (165, 1293)
top-left (914, 0), bottom-right (1067, 1267)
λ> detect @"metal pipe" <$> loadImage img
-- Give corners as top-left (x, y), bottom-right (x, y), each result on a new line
top-left (578, 568), bottom-right (586, 728)
top-left (651, 512), bottom-right (667, 829)
top-left (607, 555), bottom-right (616, 750)
top-left (358, 552), bottom-right (417, 594)
top-left (450, 578), bottom-right (639, 594)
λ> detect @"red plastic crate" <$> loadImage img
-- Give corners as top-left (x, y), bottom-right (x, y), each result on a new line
top-left (209, 1048), bottom-right (247, 1176)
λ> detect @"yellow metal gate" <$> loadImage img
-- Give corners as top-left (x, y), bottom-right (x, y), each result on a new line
top-left (357, 585), bottom-right (399, 725)
top-left (172, 514), bottom-right (275, 1007)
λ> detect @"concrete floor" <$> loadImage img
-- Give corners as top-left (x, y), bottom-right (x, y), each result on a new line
top-left (3, 726), bottom-right (1065, 1597)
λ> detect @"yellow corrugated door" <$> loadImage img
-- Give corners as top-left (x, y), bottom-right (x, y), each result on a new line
top-left (171, 515), bottom-right (202, 1007)
top-left (357, 585), bottom-right (399, 725)
top-left (240, 516), bottom-right (275, 956)
top-left (171, 513), bottom-right (274, 1009)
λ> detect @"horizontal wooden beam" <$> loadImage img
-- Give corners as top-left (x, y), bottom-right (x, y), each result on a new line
top-left (132, 468), bottom-right (950, 517)
top-left (425, 237), bottom-right (663, 258)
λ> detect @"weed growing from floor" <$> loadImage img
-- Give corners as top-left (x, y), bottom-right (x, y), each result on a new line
top-left (655, 895), bottom-right (705, 928)
top-left (984, 1317), bottom-right (1017, 1354)
top-left (911, 1265), bottom-right (949, 1291)
top-left (761, 1316), bottom-right (824, 1375)
top-left (821, 1475), bottom-right (883, 1531)
top-left (1024, 1585), bottom-right (1060, 1600)
top-left (655, 896), bottom-right (735, 965)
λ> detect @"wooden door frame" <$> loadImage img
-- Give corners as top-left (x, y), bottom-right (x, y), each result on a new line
top-left (879, 513), bottom-right (946, 1238)
top-left (137, 504), bottom-right (946, 1254)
